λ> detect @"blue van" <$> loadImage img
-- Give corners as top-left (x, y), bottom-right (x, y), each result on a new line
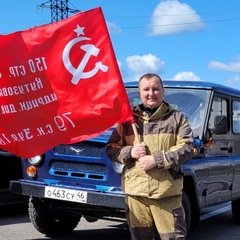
top-left (10, 80), bottom-right (240, 236)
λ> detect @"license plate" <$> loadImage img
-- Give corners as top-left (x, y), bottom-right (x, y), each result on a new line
top-left (44, 186), bottom-right (87, 203)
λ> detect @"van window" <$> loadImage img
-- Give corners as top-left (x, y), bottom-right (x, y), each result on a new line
top-left (233, 100), bottom-right (240, 133)
top-left (209, 97), bottom-right (227, 130)
top-left (127, 88), bottom-right (208, 131)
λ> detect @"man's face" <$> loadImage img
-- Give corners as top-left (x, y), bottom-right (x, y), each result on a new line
top-left (138, 76), bottom-right (164, 109)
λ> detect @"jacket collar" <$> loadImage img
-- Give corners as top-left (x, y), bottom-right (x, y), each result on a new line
top-left (133, 101), bottom-right (172, 121)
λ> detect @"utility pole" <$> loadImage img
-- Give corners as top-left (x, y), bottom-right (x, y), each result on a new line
top-left (37, 0), bottom-right (80, 23)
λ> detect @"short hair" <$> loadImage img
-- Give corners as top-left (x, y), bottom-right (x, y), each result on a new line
top-left (138, 73), bottom-right (163, 88)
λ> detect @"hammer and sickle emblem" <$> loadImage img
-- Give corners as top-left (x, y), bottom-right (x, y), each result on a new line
top-left (62, 36), bottom-right (108, 85)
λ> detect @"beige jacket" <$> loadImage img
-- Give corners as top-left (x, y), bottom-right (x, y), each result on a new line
top-left (106, 101), bottom-right (194, 199)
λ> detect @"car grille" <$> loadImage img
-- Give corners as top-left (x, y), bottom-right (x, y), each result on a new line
top-left (54, 142), bottom-right (104, 157)
top-left (51, 142), bottom-right (107, 180)
top-left (50, 160), bottom-right (107, 180)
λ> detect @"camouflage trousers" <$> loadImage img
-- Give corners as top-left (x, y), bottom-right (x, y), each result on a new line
top-left (125, 195), bottom-right (186, 240)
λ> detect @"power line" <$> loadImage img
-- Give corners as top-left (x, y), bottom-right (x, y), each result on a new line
top-left (108, 17), bottom-right (240, 31)
top-left (107, 9), bottom-right (240, 21)
top-left (1, 5), bottom-right (240, 30)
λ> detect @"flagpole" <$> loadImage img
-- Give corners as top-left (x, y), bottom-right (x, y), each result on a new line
top-left (131, 123), bottom-right (140, 144)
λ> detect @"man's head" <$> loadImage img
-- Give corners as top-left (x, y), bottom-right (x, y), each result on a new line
top-left (138, 73), bottom-right (164, 109)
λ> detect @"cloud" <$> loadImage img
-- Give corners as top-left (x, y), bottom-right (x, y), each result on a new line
top-left (173, 71), bottom-right (201, 81)
top-left (120, 54), bottom-right (165, 82)
top-left (126, 53), bottom-right (165, 74)
top-left (208, 61), bottom-right (240, 72)
top-left (106, 21), bottom-right (122, 34)
top-left (148, 0), bottom-right (205, 35)
top-left (117, 60), bottom-right (130, 80)
top-left (226, 75), bottom-right (240, 86)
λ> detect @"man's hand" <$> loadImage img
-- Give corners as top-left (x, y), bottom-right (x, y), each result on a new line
top-left (131, 142), bottom-right (146, 159)
top-left (138, 155), bottom-right (156, 171)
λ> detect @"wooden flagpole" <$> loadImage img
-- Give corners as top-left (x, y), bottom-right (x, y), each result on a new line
top-left (131, 123), bottom-right (140, 144)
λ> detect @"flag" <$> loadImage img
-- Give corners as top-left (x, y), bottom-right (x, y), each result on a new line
top-left (0, 7), bottom-right (134, 158)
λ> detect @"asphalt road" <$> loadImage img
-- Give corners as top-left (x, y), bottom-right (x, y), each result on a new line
top-left (0, 202), bottom-right (239, 240)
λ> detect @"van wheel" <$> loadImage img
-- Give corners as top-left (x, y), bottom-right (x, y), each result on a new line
top-left (182, 191), bottom-right (191, 233)
top-left (28, 197), bottom-right (80, 237)
top-left (232, 199), bottom-right (240, 224)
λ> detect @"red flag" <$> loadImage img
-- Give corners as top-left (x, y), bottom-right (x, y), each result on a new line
top-left (0, 7), bottom-right (133, 158)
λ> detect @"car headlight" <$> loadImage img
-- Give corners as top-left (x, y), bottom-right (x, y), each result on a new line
top-left (28, 155), bottom-right (42, 165)
top-left (112, 162), bottom-right (124, 174)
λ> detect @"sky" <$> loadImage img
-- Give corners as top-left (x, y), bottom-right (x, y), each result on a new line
top-left (1, 0), bottom-right (240, 88)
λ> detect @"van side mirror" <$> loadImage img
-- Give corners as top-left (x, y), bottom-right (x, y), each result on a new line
top-left (214, 115), bottom-right (227, 134)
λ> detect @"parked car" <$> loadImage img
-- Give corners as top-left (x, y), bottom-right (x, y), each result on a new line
top-left (10, 80), bottom-right (240, 236)
top-left (0, 153), bottom-right (27, 205)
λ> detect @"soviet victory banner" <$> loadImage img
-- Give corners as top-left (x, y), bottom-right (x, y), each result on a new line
top-left (0, 7), bottom-right (133, 158)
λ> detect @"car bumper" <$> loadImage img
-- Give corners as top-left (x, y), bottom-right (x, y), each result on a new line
top-left (10, 180), bottom-right (125, 209)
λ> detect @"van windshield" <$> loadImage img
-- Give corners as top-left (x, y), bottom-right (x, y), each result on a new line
top-left (126, 88), bottom-right (209, 131)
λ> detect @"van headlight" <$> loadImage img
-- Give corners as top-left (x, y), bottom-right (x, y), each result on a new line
top-left (112, 162), bottom-right (124, 174)
top-left (28, 155), bottom-right (42, 165)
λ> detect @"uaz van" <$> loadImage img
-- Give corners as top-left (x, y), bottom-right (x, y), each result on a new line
top-left (10, 80), bottom-right (240, 236)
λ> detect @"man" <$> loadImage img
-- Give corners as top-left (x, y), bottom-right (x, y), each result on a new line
top-left (106, 73), bottom-right (194, 240)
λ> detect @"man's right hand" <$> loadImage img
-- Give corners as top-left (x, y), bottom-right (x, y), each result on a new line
top-left (131, 142), bottom-right (147, 159)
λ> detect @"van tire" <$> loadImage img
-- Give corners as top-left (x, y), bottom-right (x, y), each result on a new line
top-left (182, 190), bottom-right (191, 233)
top-left (232, 199), bottom-right (240, 224)
top-left (28, 197), bottom-right (80, 237)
